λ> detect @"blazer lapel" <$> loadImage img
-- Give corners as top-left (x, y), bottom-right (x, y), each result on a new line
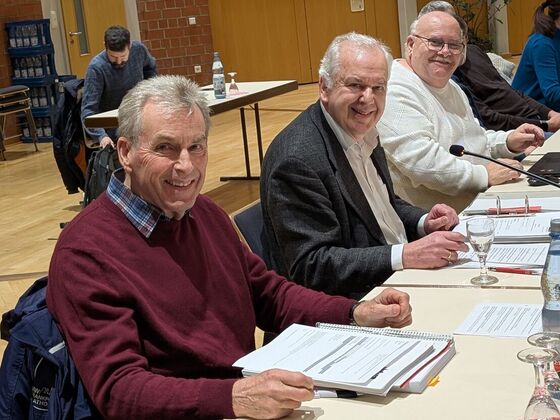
top-left (309, 102), bottom-right (387, 244)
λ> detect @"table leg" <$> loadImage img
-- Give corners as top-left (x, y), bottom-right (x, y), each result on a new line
top-left (219, 105), bottom-right (261, 181)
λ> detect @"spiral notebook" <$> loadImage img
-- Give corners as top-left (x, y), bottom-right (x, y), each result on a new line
top-left (315, 323), bottom-right (456, 394)
top-left (233, 323), bottom-right (455, 396)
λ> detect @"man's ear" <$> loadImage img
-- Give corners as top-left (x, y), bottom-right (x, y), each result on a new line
top-left (116, 137), bottom-right (133, 173)
top-left (405, 36), bottom-right (415, 59)
top-left (319, 77), bottom-right (329, 103)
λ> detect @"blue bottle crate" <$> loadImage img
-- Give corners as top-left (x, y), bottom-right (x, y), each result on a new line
top-left (6, 19), bottom-right (52, 49)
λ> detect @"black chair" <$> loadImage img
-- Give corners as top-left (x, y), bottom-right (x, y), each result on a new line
top-left (0, 85), bottom-right (38, 160)
top-left (231, 200), bottom-right (278, 345)
top-left (231, 199), bottom-right (269, 263)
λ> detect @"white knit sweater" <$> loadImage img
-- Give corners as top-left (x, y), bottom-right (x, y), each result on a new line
top-left (378, 60), bottom-right (515, 212)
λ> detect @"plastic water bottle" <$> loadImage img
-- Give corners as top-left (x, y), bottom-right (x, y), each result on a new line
top-left (542, 219), bottom-right (560, 333)
top-left (212, 52), bottom-right (226, 99)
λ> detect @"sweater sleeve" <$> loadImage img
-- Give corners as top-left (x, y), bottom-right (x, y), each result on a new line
top-left (81, 65), bottom-right (108, 142)
top-left (140, 43), bottom-right (157, 79)
top-left (378, 82), bottom-right (488, 195)
top-left (47, 247), bottom-right (236, 420)
top-left (242, 244), bottom-right (355, 334)
top-left (472, 94), bottom-right (543, 131)
top-left (533, 40), bottom-right (560, 111)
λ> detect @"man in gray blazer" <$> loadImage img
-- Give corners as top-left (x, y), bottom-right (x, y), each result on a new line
top-left (260, 33), bottom-right (467, 299)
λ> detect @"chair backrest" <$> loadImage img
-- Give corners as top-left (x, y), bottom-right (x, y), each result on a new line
top-left (231, 199), bottom-right (268, 262)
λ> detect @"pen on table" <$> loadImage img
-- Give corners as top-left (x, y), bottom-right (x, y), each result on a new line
top-left (488, 267), bottom-right (541, 275)
top-left (313, 389), bottom-right (359, 399)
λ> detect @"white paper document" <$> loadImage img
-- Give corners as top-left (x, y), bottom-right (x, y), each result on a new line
top-left (452, 243), bottom-right (549, 269)
top-left (454, 213), bottom-right (559, 243)
top-left (455, 303), bottom-right (542, 338)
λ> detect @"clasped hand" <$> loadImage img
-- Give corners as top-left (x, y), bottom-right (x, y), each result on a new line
top-left (404, 203), bottom-right (467, 268)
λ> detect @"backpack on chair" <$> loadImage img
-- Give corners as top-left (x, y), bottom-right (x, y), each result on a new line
top-left (82, 146), bottom-right (121, 208)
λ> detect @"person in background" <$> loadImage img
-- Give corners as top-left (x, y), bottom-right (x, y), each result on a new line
top-left (377, 11), bottom-right (543, 212)
top-left (513, 0), bottom-right (560, 112)
top-left (81, 25), bottom-right (157, 148)
top-left (47, 75), bottom-right (413, 419)
top-left (415, 0), bottom-right (560, 133)
top-left (260, 32), bottom-right (467, 300)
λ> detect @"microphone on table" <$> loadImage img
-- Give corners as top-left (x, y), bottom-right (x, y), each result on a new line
top-left (448, 145), bottom-right (560, 189)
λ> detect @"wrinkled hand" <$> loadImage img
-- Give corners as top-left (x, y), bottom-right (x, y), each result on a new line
top-left (232, 369), bottom-right (314, 419)
top-left (353, 288), bottom-right (412, 328)
top-left (506, 123), bottom-right (544, 152)
top-left (99, 136), bottom-right (114, 149)
top-left (486, 159), bottom-right (522, 186)
top-left (547, 111), bottom-right (560, 132)
top-left (403, 231), bottom-right (468, 269)
top-left (424, 204), bottom-right (460, 233)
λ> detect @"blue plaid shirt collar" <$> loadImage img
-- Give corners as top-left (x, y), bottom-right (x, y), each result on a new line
top-left (106, 168), bottom-right (168, 238)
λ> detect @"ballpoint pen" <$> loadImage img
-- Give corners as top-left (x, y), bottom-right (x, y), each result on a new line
top-left (314, 389), bottom-right (360, 399)
top-left (488, 267), bottom-right (541, 275)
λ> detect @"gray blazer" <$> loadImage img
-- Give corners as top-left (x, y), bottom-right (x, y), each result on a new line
top-left (260, 101), bottom-right (427, 299)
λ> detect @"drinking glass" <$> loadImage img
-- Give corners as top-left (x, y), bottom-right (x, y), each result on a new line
top-left (517, 347), bottom-right (560, 420)
top-left (228, 71), bottom-right (239, 95)
top-left (466, 217), bottom-right (498, 285)
top-left (528, 332), bottom-right (560, 407)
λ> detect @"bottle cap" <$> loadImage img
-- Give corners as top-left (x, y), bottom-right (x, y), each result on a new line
top-left (551, 219), bottom-right (560, 233)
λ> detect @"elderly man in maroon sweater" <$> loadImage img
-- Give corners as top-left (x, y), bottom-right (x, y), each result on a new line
top-left (46, 75), bottom-right (412, 419)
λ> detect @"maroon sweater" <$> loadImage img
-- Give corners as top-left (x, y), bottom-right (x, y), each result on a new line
top-left (47, 194), bottom-right (354, 419)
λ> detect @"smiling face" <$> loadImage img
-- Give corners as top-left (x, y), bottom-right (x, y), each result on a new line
top-left (407, 11), bottom-right (464, 88)
top-left (118, 100), bottom-right (208, 219)
top-left (319, 42), bottom-right (388, 142)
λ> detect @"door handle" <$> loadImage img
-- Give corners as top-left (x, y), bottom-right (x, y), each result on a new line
top-left (68, 31), bottom-right (82, 36)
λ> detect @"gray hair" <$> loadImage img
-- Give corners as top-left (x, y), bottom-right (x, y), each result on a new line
top-left (318, 32), bottom-right (393, 89)
top-left (418, 1), bottom-right (454, 16)
top-left (118, 75), bottom-right (211, 144)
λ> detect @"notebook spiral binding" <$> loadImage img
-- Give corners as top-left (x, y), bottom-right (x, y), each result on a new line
top-left (315, 322), bottom-right (454, 342)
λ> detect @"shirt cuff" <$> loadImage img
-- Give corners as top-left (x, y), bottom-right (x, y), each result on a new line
top-left (391, 244), bottom-right (404, 271)
top-left (417, 214), bottom-right (428, 237)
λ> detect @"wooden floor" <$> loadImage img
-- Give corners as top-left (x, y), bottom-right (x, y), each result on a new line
top-left (0, 83), bottom-right (319, 357)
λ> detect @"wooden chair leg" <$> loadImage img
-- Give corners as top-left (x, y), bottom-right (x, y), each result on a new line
top-left (24, 108), bottom-right (39, 152)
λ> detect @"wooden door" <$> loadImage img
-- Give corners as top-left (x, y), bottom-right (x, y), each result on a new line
top-left (209, 0), bottom-right (400, 83)
top-left (507, 0), bottom-right (542, 55)
top-left (304, 0), bottom-right (367, 81)
top-left (61, 0), bottom-right (127, 78)
top-left (305, 0), bottom-right (400, 82)
top-left (209, 0), bottom-right (312, 83)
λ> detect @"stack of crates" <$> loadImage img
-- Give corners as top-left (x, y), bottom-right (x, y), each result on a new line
top-left (5, 19), bottom-right (58, 142)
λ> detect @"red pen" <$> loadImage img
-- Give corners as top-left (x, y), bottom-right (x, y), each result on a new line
top-left (488, 267), bottom-right (540, 275)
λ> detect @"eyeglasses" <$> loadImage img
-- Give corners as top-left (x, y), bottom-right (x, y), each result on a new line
top-left (412, 34), bottom-right (465, 55)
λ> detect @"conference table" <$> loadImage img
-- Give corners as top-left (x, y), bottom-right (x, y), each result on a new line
top-left (277, 287), bottom-right (540, 420)
top-left (272, 134), bottom-right (560, 419)
top-left (83, 80), bottom-right (298, 181)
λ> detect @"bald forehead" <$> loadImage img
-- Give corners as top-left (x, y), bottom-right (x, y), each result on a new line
top-left (416, 10), bottom-right (461, 37)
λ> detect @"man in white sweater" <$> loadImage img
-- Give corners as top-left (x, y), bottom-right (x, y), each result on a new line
top-left (378, 11), bottom-right (544, 212)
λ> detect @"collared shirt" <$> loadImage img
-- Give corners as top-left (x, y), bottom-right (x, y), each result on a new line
top-left (106, 168), bottom-right (168, 238)
top-left (320, 103), bottom-right (426, 271)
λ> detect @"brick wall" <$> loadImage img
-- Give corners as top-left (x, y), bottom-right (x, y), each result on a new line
top-left (136, 0), bottom-right (214, 85)
top-left (0, 0), bottom-right (43, 138)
